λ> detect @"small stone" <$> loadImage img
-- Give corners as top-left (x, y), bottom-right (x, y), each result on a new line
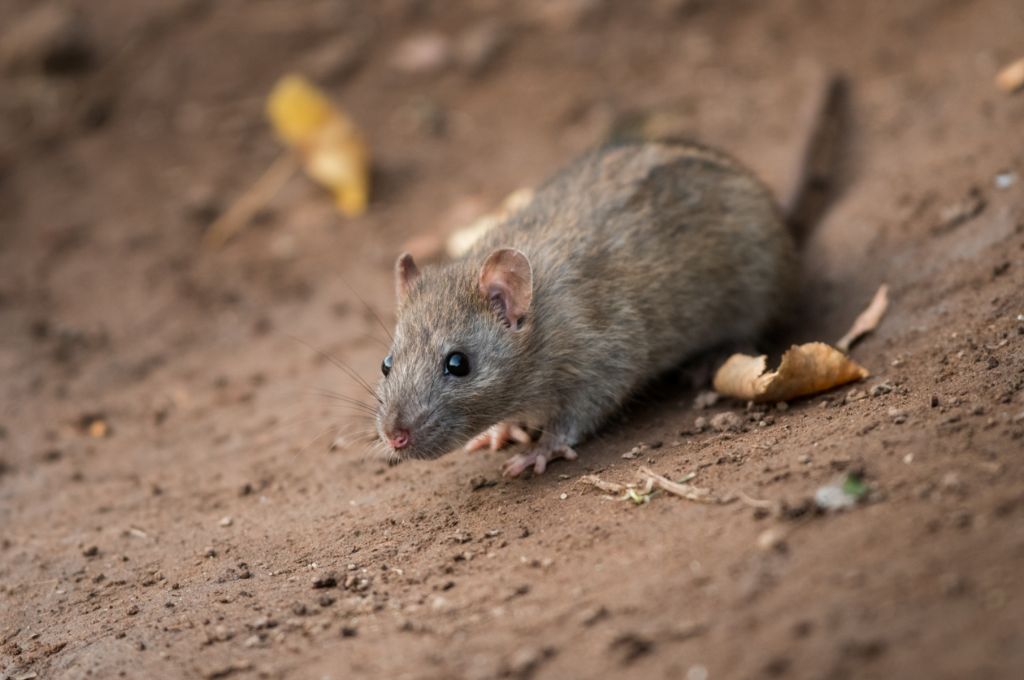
top-left (218, 516), bottom-right (233, 527)
top-left (580, 604), bottom-right (609, 626)
top-left (506, 646), bottom-right (555, 676)
top-left (559, 493), bottom-right (568, 500)
top-left (469, 475), bottom-right (497, 491)
top-left (869, 382), bottom-right (893, 397)
top-left (845, 389), bottom-right (867, 403)
top-left (610, 632), bottom-right (654, 664)
top-left (757, 528), bottom-right (788, 552)
top-left (203, 547), bottom-right (217, 558)
top-left (391, 33), bottom-right (451, 75)
top-left (709, 412), bottom-right (742, 432)
top-left (941, 472), bottom-right (965, 494)
top-left (340, 625), bottom-right (358, 638)
top-left (935, 187), bottom-right (986, 233)
top-left (455, 21), bottom-right (507, 75)
top-left (318, 594), bottom-right (336, 607)
top-left (692, 416), bottom-right (708, 432)
top-left (693, 390), bottom-right (719, 409)
top-left (887, 407), bottom-right (907, 424)
top-left (82, 545), bottom-right (99, 557)
top-left (994, 170), bottom-right (1017, 190)
top-left (126, 604), bottom-right (140, 616)
top-left (0, 5), bottom-right (95, 76)
top-left (312, 572), bottom-right (338, 589)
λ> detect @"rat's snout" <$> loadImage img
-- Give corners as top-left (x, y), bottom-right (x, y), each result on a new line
top-left (379, 408), bottom-right (413, 451)
top-left (387, 428), bottom-right (410, 450)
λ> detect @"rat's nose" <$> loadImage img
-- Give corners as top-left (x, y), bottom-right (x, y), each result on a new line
top-left (388, 428), bottom-right (410, 450)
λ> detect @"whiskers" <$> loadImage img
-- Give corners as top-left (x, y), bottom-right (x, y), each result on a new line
top-left (289, 335), bottom-right (382, 405)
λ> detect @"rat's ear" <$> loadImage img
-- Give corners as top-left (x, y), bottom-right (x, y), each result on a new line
top-left (479, 248), bottom-right (533, 330)
top-left (395, 252), bottom-right (420, 301)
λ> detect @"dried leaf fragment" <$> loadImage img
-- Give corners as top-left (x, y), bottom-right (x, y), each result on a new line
top-left (713, 342), bottom-right (868, 403)
top-left (836, 284), bottom-right (889, 353)
top-left (267, 74), bottom-right (370, 216)
top-left (996, 56), bottom-right (1024, 94)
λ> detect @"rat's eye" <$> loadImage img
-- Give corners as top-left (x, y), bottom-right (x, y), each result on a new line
top-left (444, 351), bottom-right (470, 377)
top-left (381, 354), bottom-right (393, 377)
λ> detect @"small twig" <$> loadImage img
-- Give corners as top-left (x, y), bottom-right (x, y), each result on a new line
top-left (203, 152), bottom-right (300, 249)
top-left (638, 466), bottom-right (715, 504)
top-left (836, 284), bottom-right (889, 353)
top-left (736, 490), bottom-right (777, 510)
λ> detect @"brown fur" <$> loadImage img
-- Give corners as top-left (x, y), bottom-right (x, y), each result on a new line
top-left (376, 140), bottom-right (796, 460)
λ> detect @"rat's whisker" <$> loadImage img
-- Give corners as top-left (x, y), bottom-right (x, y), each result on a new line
top-left (338, 274), bottom-right (394, 344)
top-left (289, 335), bottom-right (382, 403)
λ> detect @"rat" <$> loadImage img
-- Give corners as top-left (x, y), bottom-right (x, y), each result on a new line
top-left (373, 77), bottom-right (846, 476)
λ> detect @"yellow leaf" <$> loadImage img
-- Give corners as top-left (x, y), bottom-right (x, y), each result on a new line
top-left (266, 74), bottom-right (370, 216)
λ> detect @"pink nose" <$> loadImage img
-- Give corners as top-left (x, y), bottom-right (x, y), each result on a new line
top-left (388, 429), bottom-right (410, 450)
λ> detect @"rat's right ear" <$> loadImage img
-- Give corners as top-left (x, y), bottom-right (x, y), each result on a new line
top-left (395, 252), bottom-right (420, 301)
top-left (479, 248), bottom-right (533, 330)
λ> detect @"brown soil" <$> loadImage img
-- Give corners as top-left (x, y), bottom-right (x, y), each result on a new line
top-left (2, 1), bottom-right (1023, 679)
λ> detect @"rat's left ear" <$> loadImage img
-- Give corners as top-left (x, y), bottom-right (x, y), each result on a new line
top-left (395, 252), bottom-right (420, 301)
top-left (479, 248), bottom-right (532, 330)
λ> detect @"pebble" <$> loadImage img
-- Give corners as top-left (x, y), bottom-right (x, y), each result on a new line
top-left (687, 664), bottom-right (709, 680)
top-left (935, 187), bottom-right (985, 233)
top-left (887, 407), bottom-right (907, 424)
top-left (869, 382), bottom-right (893, 397)
top-left (456, 21), bottom-right (507, 75)
top-left (218, 516), bottom-right (233, 527)
top-left (709, 412), bottom-right (742, 432)
top-left (0, 4), bottom-right (95, 76)
top-left (312, 572), bottom-right (338, 589)
top-left (756, 528), bottom-right (788, 552)
top-left (994, 170), bottom-right (1017, 190)
top-left (391, 33), bottom-right (451, 75)
top-left (693, 390), bottom-right (719, 409)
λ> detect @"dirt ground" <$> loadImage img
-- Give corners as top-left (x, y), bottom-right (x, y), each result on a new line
top-left (2, 1), bottom-right (1023, 678)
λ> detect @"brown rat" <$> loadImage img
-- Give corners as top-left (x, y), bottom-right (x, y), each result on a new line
top-left (374, 138), bottom-right (799, 476)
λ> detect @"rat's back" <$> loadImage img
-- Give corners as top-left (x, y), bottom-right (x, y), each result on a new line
top-left (474, 140), bottom-right (796, 383)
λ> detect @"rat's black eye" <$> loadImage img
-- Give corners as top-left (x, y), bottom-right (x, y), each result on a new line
top-left (381, 354), bottom-right (393, 377)
top-left (444, 351), bottom-right (470, 377)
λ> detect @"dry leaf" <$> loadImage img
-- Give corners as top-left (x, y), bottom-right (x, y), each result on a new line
top-left (836, 284), bottom-right (889, 352)
top-left (713, 342), bottom-right (868, 403)
top-left (996, 56), bottom-right (1024, 94)
top-left (267, 74), bottom-right (370, 216)
top-left (445, 187), bottom-right (534, 258)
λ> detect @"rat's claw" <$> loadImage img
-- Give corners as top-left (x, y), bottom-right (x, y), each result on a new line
top-left (502, 442), bottom-right (578, 477)
top-left (465, 422), bottom-right (531, 453)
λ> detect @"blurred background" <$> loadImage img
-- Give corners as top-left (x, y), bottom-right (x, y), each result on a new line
top-left (1, 1), bottom-right (1022, 679)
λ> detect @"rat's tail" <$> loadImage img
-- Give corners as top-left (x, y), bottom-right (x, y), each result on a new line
top-left (779, 74), bottom-right (850, 247)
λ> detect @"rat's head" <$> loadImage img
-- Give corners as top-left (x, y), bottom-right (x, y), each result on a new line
top-left (375, 248), bottom-right (533, 461)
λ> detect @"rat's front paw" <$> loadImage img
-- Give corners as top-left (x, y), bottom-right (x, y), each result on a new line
top-left (465, 422), bottom-right (532, 453)
top-left (502, 437), bottom-right (578, 477)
